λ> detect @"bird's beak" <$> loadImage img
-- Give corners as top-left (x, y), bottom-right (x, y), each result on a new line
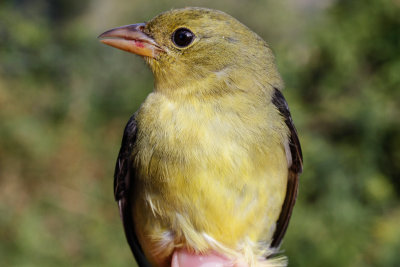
top-left (98, 23), bottom-right (163, 58)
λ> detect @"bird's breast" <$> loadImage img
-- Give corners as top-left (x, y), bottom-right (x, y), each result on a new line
top-left (131, 91), bottom-right (288, 263)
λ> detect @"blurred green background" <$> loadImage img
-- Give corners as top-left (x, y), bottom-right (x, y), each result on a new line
top-left (1, 0), bottom-right (399, 266)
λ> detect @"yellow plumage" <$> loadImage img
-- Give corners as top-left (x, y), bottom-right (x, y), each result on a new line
top-left (99, 7), bottom-right (302, 267)
top-left (134, 88), bottom-right (288, 260)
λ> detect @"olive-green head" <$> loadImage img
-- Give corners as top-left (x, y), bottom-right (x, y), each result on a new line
top-left (99, 7), bottom-right (283, 92)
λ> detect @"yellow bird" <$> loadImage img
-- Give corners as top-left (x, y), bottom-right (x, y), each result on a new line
top-left (99, 7), bottom-right (302, 267)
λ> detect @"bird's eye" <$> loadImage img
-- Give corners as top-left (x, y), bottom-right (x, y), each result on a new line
top-left (172, 28), bottom-right (195, 48)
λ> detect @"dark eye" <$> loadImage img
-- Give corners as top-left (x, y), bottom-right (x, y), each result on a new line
top-left (172, 28), bottom-right (195, 48)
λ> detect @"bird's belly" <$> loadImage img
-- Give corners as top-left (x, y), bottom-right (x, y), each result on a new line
top-left (131, 93), bottom-right (288, 264)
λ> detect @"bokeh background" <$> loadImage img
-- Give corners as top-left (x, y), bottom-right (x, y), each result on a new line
top-left (1, 0), bottom-right (399, 266)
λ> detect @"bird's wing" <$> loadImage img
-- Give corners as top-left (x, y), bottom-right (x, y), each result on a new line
top-left (270, 88), bottom-right (303, 249)
top-left (114, 114), bottom-right (151, 267)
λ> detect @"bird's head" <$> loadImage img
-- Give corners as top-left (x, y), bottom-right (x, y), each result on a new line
top-left (99, 7), bottom-right (283, 95)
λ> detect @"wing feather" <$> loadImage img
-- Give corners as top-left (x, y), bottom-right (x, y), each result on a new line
top-left (270, 88), bottom-right (303, 248)
top-left (114, 114), bottom-right (151, 267)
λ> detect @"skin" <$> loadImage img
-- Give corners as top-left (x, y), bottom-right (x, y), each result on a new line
top-left (99, 7), bottom-right (302, 267)
top-left (171, 249), bottom-right (242, 267)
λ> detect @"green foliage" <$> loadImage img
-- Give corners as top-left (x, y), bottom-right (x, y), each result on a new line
top-left (281, 0), bottom-right (400, 266)
top-left (0, 0), bottom-right (399, 266)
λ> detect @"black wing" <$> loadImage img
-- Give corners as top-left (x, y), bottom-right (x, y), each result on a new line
top-left (114, 114), bottom-right (151, 267)
top-left (270, 88), bottom-right (303, 248)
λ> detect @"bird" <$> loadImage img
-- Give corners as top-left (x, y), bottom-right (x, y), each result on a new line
top-left (98, 7), bottom-right (302, 267)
